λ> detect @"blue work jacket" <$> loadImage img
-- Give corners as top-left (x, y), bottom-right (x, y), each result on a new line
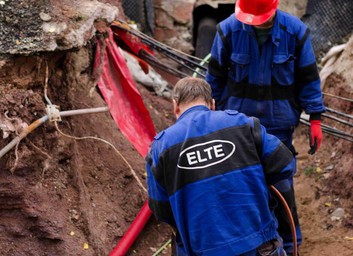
top-left (206, 10), bottom-right (325, 133)
top-left (146, 106), bottom-right (295, 255)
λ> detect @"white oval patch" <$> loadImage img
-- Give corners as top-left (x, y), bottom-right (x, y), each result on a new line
top-left (177, 140), bottom-right (236, 170)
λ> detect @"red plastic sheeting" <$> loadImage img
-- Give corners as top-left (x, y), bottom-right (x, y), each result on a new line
top-left (94, 28), bottom-right (156, 157)
top-left (94, 28), bottom-right (155, 255)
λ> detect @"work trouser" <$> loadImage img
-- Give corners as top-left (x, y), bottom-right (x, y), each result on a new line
top-left (269, 130), bottom-right (302, 254)
top-left (173, 236), bottom-right (286, 256)
top-left (241, 238), bottom-right (287, 256)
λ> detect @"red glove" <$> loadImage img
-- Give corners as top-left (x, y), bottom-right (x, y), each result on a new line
top-left (308, 120), bottom-right (322, 154)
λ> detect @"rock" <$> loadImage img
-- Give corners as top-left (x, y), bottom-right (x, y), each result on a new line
top-left (330, 208), bottom-right (345, 221)
top-left (0, 0), bottom-right (119, 54)
top-left (324, 164), bottom-right (334, 172)
top-left (39, 12), bottom-right (51, 21)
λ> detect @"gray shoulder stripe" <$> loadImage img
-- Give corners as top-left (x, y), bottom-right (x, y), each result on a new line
top-left (252, 117), bottom-right (263, 157)
top-left (263, 143), bottom-right (293, 175)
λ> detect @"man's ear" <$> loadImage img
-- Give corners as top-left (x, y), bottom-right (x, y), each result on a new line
top-left (210, 99), bottom-right (216, 111)
top-left (173, 99), bottom-right (181, 118)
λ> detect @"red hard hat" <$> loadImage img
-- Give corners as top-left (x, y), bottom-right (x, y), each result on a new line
top-left (235, 0), bottom-right (279, 26)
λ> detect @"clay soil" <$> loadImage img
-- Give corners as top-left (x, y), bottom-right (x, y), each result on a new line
top-left (1, 3), bottom-right (353, 256)
top-left (1, 48), bottom-right (353, 256)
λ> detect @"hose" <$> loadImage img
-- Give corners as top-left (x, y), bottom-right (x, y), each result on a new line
top-left (270, 185), bottom-right (297, 256)
top-left (109, 200), bottom-right (152, 256)
top-left (0, 107), bottom-right (109, 159)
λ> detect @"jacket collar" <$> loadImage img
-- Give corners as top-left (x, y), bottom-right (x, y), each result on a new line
top-left (241, 10), bottom-right (281, 47)
top-left (177, 105), bottom-right (210, 122)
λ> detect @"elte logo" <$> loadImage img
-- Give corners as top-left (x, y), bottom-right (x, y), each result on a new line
top-left (177, 140), bottom-right (236, 170)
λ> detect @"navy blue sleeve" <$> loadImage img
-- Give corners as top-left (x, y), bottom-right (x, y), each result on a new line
top-left (205, 24), bottom-right (229, 107)
top-left (295, 25), bottom-right (325, 114)
top-left (252, 118), bottom-right (295, 184)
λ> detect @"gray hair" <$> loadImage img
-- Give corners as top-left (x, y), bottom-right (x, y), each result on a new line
top-left (172, 77), bottom-right (213, 106)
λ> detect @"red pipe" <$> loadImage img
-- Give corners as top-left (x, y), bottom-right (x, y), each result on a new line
top-left (109, 200), bottom-right (152, 256)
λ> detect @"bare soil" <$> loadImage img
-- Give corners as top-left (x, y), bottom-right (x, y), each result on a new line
top-left (0, 1), bottom-right (353, 256)
top-left (1, 48), bottom-right (353, 255)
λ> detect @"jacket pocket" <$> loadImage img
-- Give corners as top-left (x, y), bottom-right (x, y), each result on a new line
top-left (229, 53), bottom-right (250, 82)
top-left (272, 54), bottom-right (295, 85)
top-left (273, 99), bottom-right (300, 129)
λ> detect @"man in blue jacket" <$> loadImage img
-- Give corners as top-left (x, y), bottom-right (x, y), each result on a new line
top-left (146, 77), bottom-right (295, 255)
top-left (205, 0), bottom-right (326, 254)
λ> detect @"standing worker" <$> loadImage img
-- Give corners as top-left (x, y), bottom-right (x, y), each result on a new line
top-left (146, 77), bottom-right (295, 255)
top-left (205, 0), bottom-right (326, 255)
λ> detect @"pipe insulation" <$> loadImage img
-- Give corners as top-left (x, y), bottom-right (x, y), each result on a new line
top-left (0, 106), bottom-right (109, 159)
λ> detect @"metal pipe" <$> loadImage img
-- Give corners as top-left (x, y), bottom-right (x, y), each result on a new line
top-left (0, 107), bottom-right (109, 159)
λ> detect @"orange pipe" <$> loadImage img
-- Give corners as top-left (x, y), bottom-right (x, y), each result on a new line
top-left (109, 200), bottom-right (152, 256)
top-left (270, 185), bottom-right (297, 256)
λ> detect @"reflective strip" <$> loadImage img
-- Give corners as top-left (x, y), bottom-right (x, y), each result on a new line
top-left (227, 79), bottom-right (295, 100)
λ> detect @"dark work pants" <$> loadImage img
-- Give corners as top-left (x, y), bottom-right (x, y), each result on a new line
top-left (270, 130), bottom-right (302, 254)
top-left (172, 236), bottom-right (287, 256)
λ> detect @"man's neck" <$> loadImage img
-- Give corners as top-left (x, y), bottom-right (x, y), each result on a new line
top-left (176, 102), bottom-right (210, 119)
top-left (254, 14), bottom-right (275, 29)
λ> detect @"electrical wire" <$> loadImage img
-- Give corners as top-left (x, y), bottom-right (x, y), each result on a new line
top-left (44, 61), bottom-right (53, 105)
top-left (326, 107), bottom-right (353, 120)
top-left (155, 48), bottom-right (206, 78)
top-left (300, 118), bottom-right (353, 142)
top-left (193, 53), bottom-right (211, 78)
top-left (322, 113), bottom-right (353, 127)
top-left (323, 92), bottom-right (353, 103)
top-left (139, 50), bottom-right (189, 78)
top-left (152, 239), bottom-right (172, 256)
top-left (111, 21), bottom-right (207, 72)
top-left (114, 20), bottom-right (205, 63)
